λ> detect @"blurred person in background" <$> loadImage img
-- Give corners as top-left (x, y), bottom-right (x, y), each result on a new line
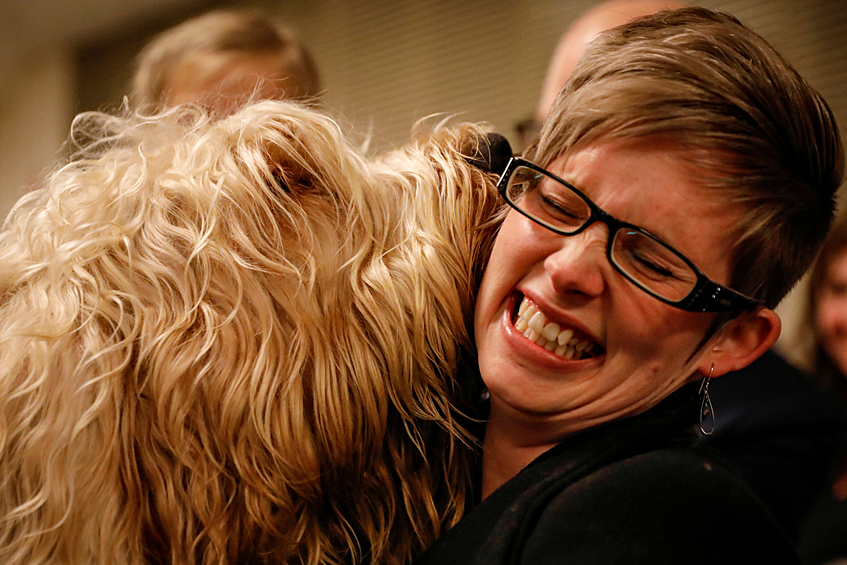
top-left (799, 211), bottom-right (847, 564)
top-left (514, 0), bottom-right (688, 150)
top-left (132, 9), bottom-right (321, 117)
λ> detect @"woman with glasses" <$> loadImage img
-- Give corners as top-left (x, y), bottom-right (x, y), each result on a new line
top-left (416, 7), bottom-right (843, 564)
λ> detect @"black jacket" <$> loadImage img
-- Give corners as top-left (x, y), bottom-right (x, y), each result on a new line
top-left (700, 350), bottom-right (847, 540)
top-left (415, 383), bottom-right (799, 565)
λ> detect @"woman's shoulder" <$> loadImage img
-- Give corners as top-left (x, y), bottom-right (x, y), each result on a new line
top-left (523, 444), bottom-right (799, 564)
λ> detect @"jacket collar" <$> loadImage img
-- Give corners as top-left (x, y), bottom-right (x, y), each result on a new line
top-left (416, 382), bottom-right (701, 565)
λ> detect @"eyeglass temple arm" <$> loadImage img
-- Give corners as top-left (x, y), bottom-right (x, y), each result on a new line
top-left (677, 281), bottom-right (761, 313)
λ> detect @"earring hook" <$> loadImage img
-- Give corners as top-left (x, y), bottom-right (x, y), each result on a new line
top-left (698, 363), bottom-right (715, 436)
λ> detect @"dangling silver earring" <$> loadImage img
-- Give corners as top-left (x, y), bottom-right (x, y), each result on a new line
top-left (698, 363), bottom-right (715, 436)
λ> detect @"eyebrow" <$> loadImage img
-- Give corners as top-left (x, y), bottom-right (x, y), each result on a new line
top-left (550, 168), bottom-right (683, 250)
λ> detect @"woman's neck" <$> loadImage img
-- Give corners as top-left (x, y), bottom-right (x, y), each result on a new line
top-left (480, 421), bottom-right (555, 500)
top-left (479, 390), bottom-right (674, 500)
top-left (479, 402), bottom-right (591, 500)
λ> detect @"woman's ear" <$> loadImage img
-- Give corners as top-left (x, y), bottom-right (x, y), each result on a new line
top-left (697, 308), bottom-right (781, 378)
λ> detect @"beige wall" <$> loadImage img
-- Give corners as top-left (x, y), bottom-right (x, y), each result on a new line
top-left (0, 47), bottom-right (74, 218)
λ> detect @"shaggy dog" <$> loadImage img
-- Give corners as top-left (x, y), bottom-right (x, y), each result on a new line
top-left (0, 101), bottom-right (509, 565)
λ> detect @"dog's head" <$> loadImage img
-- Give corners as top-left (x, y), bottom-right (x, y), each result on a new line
top-left (0, 101), bottom-right (509, 565)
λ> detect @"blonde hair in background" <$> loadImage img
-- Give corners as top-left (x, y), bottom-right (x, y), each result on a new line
top-left (0, 101), bottom-right (504, 565)
top-left (132, 10), bottom-right (322, 111)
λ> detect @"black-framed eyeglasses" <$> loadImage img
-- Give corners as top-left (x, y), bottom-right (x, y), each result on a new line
top-left (497, 157), bottom-right (762, 313)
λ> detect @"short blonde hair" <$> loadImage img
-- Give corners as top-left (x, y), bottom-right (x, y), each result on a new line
top-left (528, 7), bottom-right (844, 309)
top-left (133, 10), bottom-right (321, 109)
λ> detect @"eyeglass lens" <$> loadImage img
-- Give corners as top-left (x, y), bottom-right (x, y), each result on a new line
top-left (505, 165), bottom-right (699, 302)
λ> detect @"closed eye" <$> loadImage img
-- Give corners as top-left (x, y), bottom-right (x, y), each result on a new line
top-left (629, 250), bottom-right (675, 278)
top-left (539, 193), bottom-right (583, 221)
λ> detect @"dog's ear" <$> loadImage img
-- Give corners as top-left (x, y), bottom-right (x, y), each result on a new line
top-left (264, 142), bottom-right (321, 196)
top-left (271, 168), bottom-right (292, 193)
top-left (463, 133), bottom-right (512, 176)
top-left (226, 104), bottom-right (342, 197)
top-left (263, 140), bottom-right (309, 194)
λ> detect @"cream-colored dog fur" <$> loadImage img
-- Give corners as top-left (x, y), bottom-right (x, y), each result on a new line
top-left (0, 101), bottom-right (506, 565)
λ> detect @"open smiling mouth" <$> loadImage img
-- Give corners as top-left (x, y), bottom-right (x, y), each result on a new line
top-left (512, 295), bottom-right (605, 360)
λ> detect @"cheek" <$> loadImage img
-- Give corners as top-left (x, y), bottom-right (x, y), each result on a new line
top-left (498, 211), bottom-right (550, 256)
top-left (474, 214), bottom-right (556, 340)
top-left (617, 295), bottom-right (708, 349)
top-left (816, 294), bottom-right (847, 335)
top-left (481, 213), bottom-right (550, 289)
top-left (474, 224), bottom-right (517, 335)
top-left (611, 303), bottom-right (710, 383)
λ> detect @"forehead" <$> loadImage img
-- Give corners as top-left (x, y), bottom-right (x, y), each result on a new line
top-left (172, 51), bottom-right (288, 84)
top-left (549, 139), bottom-right (733, 218)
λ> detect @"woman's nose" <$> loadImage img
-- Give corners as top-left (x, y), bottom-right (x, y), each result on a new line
top-left (544, 222), bottom-right (609, 299)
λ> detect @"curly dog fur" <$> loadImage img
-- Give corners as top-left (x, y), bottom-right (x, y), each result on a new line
top-left (0, 101), bottom-right (507, 565)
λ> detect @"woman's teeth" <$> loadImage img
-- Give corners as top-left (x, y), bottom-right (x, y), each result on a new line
top-left (514, 298), bottom-right (599, 360)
